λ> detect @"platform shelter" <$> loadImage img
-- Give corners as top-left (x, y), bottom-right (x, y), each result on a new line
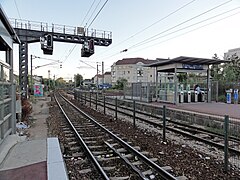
top-left (148, 56), bottom-right (229, 105)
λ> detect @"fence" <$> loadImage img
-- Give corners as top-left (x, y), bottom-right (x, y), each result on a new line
top-left (0, 61), bottom-right (16, 144)
top-left (124, 82), bottom-right (156, 102)
top-left (228, 117), bottom-right (240, 171)
top-left (74, 90), bottom-right (240, 171)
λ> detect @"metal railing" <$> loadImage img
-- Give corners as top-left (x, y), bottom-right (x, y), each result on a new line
top-left (0, 60), bottom-right (14, 143)
top-left (74, 90), bottom-right (240, 172)
top-left (9, 18), bottom-right (112, 39)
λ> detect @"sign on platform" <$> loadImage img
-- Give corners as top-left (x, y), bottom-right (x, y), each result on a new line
top-left (34, 84), bottom-right (44, 97)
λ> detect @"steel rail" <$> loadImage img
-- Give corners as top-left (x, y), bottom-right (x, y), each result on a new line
top-left (60, 93), bottom-right (178, 180)
top-left (78, 92), bottom-right (240, 155)
top-left (104, 141), bottom-right (147, 179)
top-left (54, 94), bottom-right (110, 180)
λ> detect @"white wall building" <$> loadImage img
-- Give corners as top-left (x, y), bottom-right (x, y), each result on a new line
top-left (224, 47), bottom-right (240, 60)
top-left (93, 74), bottom-right (103, 85)
top-left (111, 58), bottom-right (158, 85)
top-left (103, 72), bottom-right (111, 84)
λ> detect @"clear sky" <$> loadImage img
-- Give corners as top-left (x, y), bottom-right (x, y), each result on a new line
top-left (1, 0), bottom-right (240, 80)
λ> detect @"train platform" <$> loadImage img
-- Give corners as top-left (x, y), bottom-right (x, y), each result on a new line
top-left (150, 101), bottom-right (240, 120)
top-left (0, 96), bottom-right (68, 180)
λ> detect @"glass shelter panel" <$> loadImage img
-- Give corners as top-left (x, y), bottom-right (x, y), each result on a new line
top-left (158, 74), bottom-right (175, 103)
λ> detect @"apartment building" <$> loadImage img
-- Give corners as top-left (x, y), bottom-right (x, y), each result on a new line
top-left (93, 74), bottom-right (103, 85)
top-left (224, 47), bottom-right (240, 60)
top-left (103, 71), bottom-right (111, 84)
top-left (93, 72), bottom-right (112, 84)
top-left (111, 58), bottom-right (158, 85)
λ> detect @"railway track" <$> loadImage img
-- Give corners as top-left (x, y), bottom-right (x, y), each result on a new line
top-left (54, 92), bottom-right (187, 179)
top-left (73, 90), bottom-right (240, 156)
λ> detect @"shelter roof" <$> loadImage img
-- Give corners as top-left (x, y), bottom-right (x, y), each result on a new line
top-left (0, 5), bottom-right (20, 43)
top-left (148, 56), bottom-right (230, 67)
top-left (116, 58), bottom-right (158, 65)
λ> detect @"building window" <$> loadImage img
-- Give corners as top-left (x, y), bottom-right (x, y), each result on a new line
top-left (128, 71), bottom-right (130, 74)
top-left (150, 75), bottom-right (152, 77)
top-left (137, 68), bottom-right (143, 77)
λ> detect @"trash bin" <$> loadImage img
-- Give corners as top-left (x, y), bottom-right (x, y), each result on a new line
top-left (226, 89), bottom-right (232, 104)
top-left (234, 89), bottom-right (238, 104)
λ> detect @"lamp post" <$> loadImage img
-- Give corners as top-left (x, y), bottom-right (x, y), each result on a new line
top-left (96, 62), bottom-right (102, 98)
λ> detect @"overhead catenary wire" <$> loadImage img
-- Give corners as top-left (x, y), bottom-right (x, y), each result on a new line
top-left (61, 0), bottom-right (109, 64)
top-left (85, 0), bottom-right (102, 28)
top-left (14, 0), bottom-right (22, 20)
top-left (62, 45), bottom-right (77, 63)
top-left (95, 0), bottom-right (232, 62)
top-left (14, 0), bottom-right (34, 58)
top-left (60, 0), bottom-right (97, 63)
top-left (87, 0), bottom-right (109, 28)
top-left (81, 0), bottom-right (97, 26)
top-left (93, 0), bottom-right (197, 58)
top-left (127, 0), bottom-right (232, 50)
top-left (136, 6), bottom-right (240, 51)
top-left (97, 5), bottom-right (238, 62)
top-left (94, 0), bottom-right (196, 57)
top-left (125, 8), bottom-right (240, 57)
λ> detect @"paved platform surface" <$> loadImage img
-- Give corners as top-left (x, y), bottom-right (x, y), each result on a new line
top-left (0, 161), bottom-right (47, 180)
top-left (0, 139), bottom-right (47, 170)
top-left (0, 96), bottom-right (50, 180)
top-left (150, 101), bottom-right (240, 120)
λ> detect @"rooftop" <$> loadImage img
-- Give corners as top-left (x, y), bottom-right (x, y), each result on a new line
top-left (148, 56), bottom-right (230, 67)
top-left (115, 58), bottom-right (158, 65)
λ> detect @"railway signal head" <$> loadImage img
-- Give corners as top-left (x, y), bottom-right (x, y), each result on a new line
top-left (47, 34), bottom-right (53, 47)
top-left (41, 34), bottom-right (53, 55)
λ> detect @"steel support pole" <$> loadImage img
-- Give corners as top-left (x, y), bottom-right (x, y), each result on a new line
top-left (115, 97), bottom-right (117, 120)
top-left (31, 55), bottom-right (33, 95)
top-left (224, 115), bottom-right (229, 172)
top-left (162, 105), bottom-right (166, 142)
top-left (95, 93), bottom-right (97, 110)
top-left (103, 95), bottom-right (106, 114)
top-left (133, 100), bottom-right (136, 127)
top-left (90, 93), bottom-right (91, 107)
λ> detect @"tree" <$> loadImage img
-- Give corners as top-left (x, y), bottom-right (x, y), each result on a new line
top-left (55, 77), bottom-right (66, 87)
top-left (75, 74), bottom-right (83, 87)
top-left (177, 73), bottom-right (187, 83)
top-left (222, 53), bottom-right (240, 82)
top-left (210, 53), bottom-right (222, 80)
top-left (114, 78), bottom-right (127, 90)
